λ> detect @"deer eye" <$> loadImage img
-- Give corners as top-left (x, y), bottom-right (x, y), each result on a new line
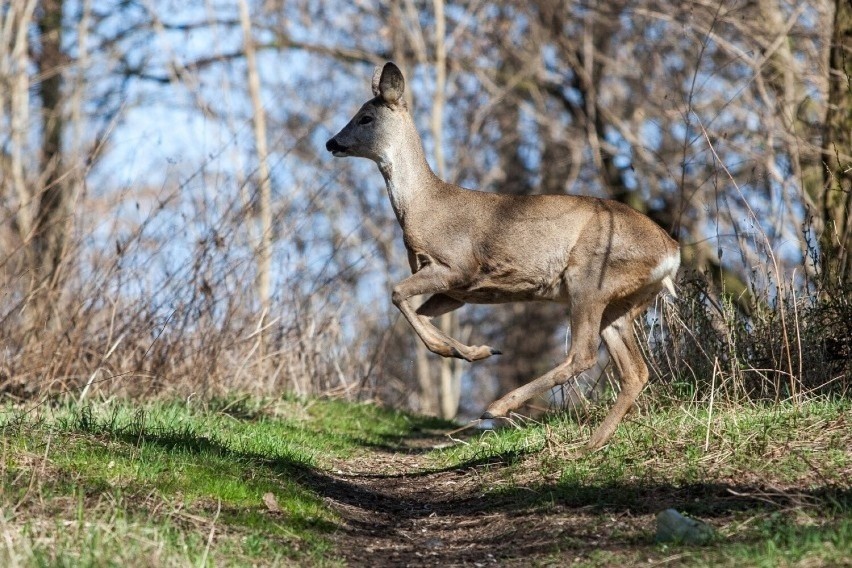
top-left (358, 115), bottom-right (374, 125)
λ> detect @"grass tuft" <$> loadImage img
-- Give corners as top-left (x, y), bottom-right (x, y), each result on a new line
top-left (0, 396), bottom-right (448, 566)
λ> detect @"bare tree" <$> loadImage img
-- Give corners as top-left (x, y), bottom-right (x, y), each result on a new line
top-left (32, 0), bottom-right (71, 317)
top-left (0, 0), bottom-right (74, 333)
top-left (1, 0), bottom-right (844, 408)
top-left (1, 0), bottom-right (37, 247)
top-left (239, 0), bottom-right (274, 346)
top-left (821, 0), bottom-right (852, 283)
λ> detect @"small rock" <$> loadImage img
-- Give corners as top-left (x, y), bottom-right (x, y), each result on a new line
top-left (263, 492), bottom-right (281, 513)
top-left (655, 508), bottom-right (714, 545)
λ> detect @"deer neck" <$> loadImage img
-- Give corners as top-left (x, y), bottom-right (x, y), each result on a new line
top-left (376, 122), bottom-right (440, 229)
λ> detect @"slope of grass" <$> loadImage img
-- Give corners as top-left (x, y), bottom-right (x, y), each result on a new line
top-left (0, 396), bottom-right (447, 566)
top-left (430, 397), bottom-right (851, 566)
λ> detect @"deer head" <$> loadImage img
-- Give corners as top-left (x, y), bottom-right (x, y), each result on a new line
top-left (325, 62), bottom-right (408, 163)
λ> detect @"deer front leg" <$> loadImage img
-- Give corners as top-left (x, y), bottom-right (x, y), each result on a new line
top-left (392, 269), bottom-right (499, 362)
top-left (416, 293), bottom-right (464, 318)
top-left (416, 293), bottom-right (502, 359)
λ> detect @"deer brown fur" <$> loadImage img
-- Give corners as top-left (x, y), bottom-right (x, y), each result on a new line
top-left (327, 62), bottom-right (679, 448)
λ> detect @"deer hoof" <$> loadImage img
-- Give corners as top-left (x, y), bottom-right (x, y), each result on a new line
top-left (447, 345), bottom-right (497, 362)
top-left (481, 410), bottom-right (505, 420)
top-left (586, 432), bottom-right (611, 451)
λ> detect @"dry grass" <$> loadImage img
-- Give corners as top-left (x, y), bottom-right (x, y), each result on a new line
top-left (636, 272), bottom-right (852, 407)
top-left (0, 181), bottom-right (373, 404)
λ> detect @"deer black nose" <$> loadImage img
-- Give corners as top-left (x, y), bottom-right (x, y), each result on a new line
top-left (326, 138), bottom-right (347, 153)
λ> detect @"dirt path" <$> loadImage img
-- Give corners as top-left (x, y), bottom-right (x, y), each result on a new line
top-left (304, 413), bottom-right (852, 567)
top-left (318, 433), bottom-right (657, 567)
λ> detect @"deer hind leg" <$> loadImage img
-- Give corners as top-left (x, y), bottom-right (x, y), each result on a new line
top-left (587, 294), bottom-right (655, 449)
top-left (482, 302), bottom-right (604, 419)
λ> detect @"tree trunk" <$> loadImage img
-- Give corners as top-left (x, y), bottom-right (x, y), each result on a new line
top-left (34, 0), bottom-right (66, 264)
top-left (239, 0), bottom-right (274, 346)
top-left (31, 0), bottom-right (68, 329)
top-left (821, 0), bottom-right (852, 283)
top-left (3, 1), bottom-right (37, 245)
top-left (431, 0), bottom-right (464, 419)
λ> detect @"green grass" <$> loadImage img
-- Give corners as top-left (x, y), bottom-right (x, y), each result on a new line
top-left (0, 396), bottom-right (447, 566)
top-left (1, 395), bottom-right (848, 566)
top-left (428, 397), bottom-right (851, 566)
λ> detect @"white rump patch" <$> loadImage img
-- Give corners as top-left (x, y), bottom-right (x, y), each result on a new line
top-left (650, 251), bottom-right (681, 297)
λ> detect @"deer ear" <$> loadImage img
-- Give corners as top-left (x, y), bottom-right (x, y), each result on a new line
top-left (377, 62), bottom-right (405, 105)
top-left (371, 66), bottom-right (382, 97)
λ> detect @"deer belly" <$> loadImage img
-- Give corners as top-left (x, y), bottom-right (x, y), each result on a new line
top-left (448, 274), bottom-right (564, 304)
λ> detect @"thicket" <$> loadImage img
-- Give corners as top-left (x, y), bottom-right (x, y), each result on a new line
top-left (1, 0), bottom-right (850, 413)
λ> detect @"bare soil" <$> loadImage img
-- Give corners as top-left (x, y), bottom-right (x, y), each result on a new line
top-left (310, 431), bottom-right (814, 567)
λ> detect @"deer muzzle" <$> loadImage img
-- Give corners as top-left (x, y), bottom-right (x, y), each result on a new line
top-left (325, 138), bottom-right (349, 157)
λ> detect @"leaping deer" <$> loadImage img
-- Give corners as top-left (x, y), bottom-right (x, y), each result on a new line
top-left (326, 62), bottom-right (680, 448)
